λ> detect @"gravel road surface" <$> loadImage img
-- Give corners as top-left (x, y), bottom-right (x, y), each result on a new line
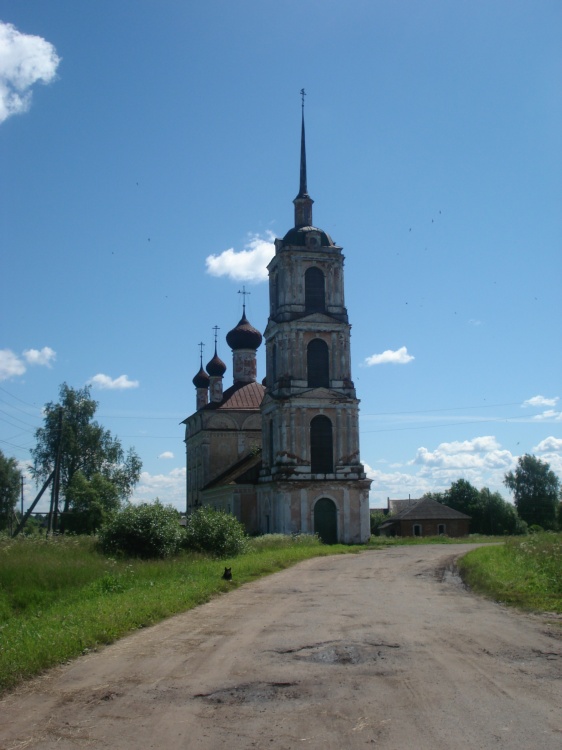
top-left (1, 544), bottom-right (560, 749)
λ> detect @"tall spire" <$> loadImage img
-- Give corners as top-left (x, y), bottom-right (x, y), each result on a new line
top-left (293, 89), bottom-right (314, 228)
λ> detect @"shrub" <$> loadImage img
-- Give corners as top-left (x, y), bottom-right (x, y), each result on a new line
top-left (99, 501), bottom-right (183, 558)
top-left (182, 507), bottom-right (248, 558)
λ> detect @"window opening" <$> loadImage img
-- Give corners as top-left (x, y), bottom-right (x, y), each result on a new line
top-left (310, 415), bottom-right (333, 473)
top-left (307, 339), bottom-right (329, 388)
top-left (305, 267), bottom-right (325, 312)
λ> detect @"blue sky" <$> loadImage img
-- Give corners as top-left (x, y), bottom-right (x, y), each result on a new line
top-left (1, 1), bottom-right (561, 512)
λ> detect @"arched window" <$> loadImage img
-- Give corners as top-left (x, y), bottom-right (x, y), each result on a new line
top-left (305, 267), bottom-right (325, 312)
top-left (310, 415), bottom-right (333, 473)
top-left (307, 339), bottom-right (329, 388)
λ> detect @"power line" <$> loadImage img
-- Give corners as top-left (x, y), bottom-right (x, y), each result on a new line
top-left (0, 409), bottom-right (39, 431)
top-left (361, 401), bottom-right (523, 418)
top-left (360, 414), bottom-right (531, 434)
top-left (0, 437), bottom-right (32, 451)
top-left (0, 385), bottom-right (41, 410)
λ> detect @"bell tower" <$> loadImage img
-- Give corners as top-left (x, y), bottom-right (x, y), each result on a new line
top-left (257, 93), bottom-right (371, 543)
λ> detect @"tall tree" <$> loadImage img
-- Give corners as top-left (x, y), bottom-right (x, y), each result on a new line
top-left (0, 450), bottom-right (21, 530)
top-left (504, 454), bottom-right (560, 530)
top-left (31, 383), bottom-right (142, 532)
top-left (442, 479), bottom-right (482, 534)
top-left (477, 487), bottom-right (526, 535)
top-left (434, 479), bottom-right (526, 535)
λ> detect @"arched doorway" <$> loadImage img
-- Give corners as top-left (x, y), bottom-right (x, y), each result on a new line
top-left (314, 497), bottom-right (338, 544)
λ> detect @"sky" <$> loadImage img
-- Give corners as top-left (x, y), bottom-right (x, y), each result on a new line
top-left (1, 1), bottom-right (561, 513)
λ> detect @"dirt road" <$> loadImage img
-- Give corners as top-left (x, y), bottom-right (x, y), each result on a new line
top-left (1, 545), bottom-right (560, 749)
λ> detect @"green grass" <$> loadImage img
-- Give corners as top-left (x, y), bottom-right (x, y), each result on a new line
top-left (0, 533), bottom-right (354, 694)
top-left (458, 532), bottom-right (562, 613)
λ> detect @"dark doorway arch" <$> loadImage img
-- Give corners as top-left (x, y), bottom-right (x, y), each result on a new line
top-left (305, 267), bottom-right (325, 312)
top-left (310, 415), bottom-right (333, 473)
top-left (307, 338), bottom-right (329, 388)
top-left (314, 498), bottom-right (338, 544)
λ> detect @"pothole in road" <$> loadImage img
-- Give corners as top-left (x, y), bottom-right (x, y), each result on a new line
top-left (194, 681), bottom-right (301, 705)
top-left (275, 640), bottom-right (400, 665)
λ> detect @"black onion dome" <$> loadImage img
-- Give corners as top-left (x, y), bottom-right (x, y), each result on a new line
top-left (192, 366), bottom-right (210, 388)
top-left (206, 351), bottom-right (226, 377)
top-left (226, 313), bottom-right (263, 351)
top-left (281, 225), bottom-right (335, 248)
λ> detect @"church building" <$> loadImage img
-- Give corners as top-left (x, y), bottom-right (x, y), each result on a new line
top-left (183, 104), bottom-right (371, 543)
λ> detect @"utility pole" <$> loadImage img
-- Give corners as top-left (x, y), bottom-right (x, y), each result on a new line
top-left (47, 407), bottom-right (63, 536)
top-left (20, 475), bottom-right (24, 517)
top-left (12, 471), bottom-right (55, 537)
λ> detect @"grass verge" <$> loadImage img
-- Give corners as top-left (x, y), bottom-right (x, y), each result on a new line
top-left (0, 534), bottom-right (355, 694)
top-left (458, 532), bottom-right (562, 613)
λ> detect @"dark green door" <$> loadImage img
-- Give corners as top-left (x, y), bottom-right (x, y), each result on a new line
top-left (314, 498), bottom-right (338, 544)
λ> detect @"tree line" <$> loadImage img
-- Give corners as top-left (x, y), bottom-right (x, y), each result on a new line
top-left (1, 382), bottom-right (561, 536)
top-left (370, 456), bottom-right (561, 536)
top-left (1, 383), bottom-right (141, 534)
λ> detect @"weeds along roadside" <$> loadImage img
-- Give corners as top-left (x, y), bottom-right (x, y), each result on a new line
top-left (458, 532), bottom-right (562, 614)
top-left (0, 533), bottom-right (351, 694)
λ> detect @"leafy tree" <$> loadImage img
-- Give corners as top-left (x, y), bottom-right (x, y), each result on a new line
top-left (183, 506), bottom-right (248, 557)
top-left (0, 450), bottom-right (21, 530)
top-left (443, 479), bottom-right (481, 524)
top-left (369, 509), bottom-right (387, 536)
top-left (31, 383), bottom-right (142, 532)
top-left (99, 500), bottom-right (183, 558)
top-left (477, 488), bottom-right (527, 535)
top-left (504, 455), bottom-right (560, 530)
top-left (431, 480), bottom-right (526, 535)
top-left (63, 472), bottom-right (120, 534)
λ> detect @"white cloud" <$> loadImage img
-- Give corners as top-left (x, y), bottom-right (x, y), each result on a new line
top-left (0, 349), bottom-right (26, 380)
top-left (366, 434), bottom-right (562, 508)
top-left (364, 346), bottom-right (414, 366)
top-left (522, 395), bottom-right (559, 408)
top-left (23, 346), bottom-right (56, 367)
top-left (429, 436), bottom-right (501, 455)
top-left (205, 232), bottom-right (275, 283)
top-left (0, 21), bottom-right (60, 124)
top-left (0, 346), bottom-right (56, 380)
top-left (89, 374), bottom-right (139, 390)
top-left (158, 451), bottom-right (175, 460)
top-left (533, 437), bottom-right (562, 453)
top-left (532, 410), bottom-right (562, 422)
top-left (412, 436), bottom-right (512, 471)
top-left (131, 467), bottom-right (186, 510)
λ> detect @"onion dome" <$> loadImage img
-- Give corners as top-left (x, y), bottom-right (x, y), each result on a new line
top-left (226, 313), bottom-right (263, 351)
top-left (192, 366), bottom-right (210, 388)
top-left (206, 349), bottom-right (226, 377)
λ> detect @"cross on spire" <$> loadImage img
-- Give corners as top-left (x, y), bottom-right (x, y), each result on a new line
top-left (212, 325), bottom-right (220, 353)
top-left (294, 88), bottom-right (313, 227)
top-left (238, 286), bottom-right (250, 315)
top-left (198, 341), bottom-right (205, 366)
